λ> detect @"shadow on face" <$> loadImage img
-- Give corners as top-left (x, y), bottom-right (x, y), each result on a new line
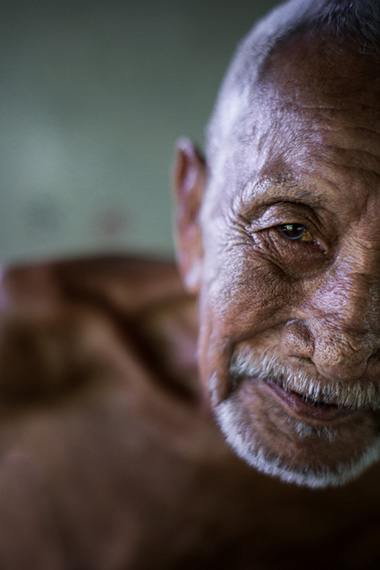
top-left (174, 29), bottom-right (380, 488)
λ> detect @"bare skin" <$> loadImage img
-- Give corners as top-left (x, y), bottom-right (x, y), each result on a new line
top-left (2, 29), bottom-right (380, 570)
top-left (0, 256), bottom-right (380, 569)
top-left (175, 35), bottom-right (380, 488)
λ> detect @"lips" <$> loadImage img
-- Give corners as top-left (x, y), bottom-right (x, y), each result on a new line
top-left (265, 379), bottom-right (358, 422)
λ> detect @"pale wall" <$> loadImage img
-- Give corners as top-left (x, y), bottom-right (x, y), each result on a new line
top-left (0, 0), bottom-right (279, 264)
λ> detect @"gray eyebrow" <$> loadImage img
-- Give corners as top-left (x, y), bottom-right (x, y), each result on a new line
top-left (240, 177), bottom-right (325, 215)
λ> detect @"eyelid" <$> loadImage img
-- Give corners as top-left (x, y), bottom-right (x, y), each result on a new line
top-left (245, 202), bottom-right (324, 234)
top-left (244, 207), bottom-right (329, 254)
top-left (248, 211), bottom-right (316, 233)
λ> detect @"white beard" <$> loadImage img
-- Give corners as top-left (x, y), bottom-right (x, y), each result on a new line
top-left (215, 395), bottom-right (380, 488)
top-left (213, 351), bottom-right (380, 489)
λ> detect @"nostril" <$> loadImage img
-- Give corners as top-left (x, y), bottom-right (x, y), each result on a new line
top-left (281, 318), bottom-right (378, 381)
top-left (365, 349), bottom-right (380, 377)
top-left (281, 320), bottom-right (314, 358)
top-left (313, 332), bottom-right (373, 381)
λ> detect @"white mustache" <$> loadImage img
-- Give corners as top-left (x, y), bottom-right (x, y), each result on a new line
top-left (230, 349), bottom-right (380, 410)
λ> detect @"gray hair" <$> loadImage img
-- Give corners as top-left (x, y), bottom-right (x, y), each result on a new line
top-left (206, 0), bottom-right (380, 165)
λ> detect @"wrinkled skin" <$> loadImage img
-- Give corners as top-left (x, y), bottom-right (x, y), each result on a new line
top-left (175, 36), bottom-right (380, 487)
top-left (2, 36), bottom-right (380, 569)
top-left (1, 257), bottom-right (380, 569)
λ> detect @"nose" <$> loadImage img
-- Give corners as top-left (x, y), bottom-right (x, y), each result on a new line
top-left (281, 270), bottom-right (380, 381)
top-left (282, 319), bottom-right (377, 381)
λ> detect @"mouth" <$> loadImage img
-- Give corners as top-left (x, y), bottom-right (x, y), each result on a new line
top-left (264, 379), bottom-right (359, 423)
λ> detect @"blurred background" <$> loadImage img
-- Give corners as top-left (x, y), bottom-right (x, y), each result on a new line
top-left (0, 0), bottom-right (279, 265)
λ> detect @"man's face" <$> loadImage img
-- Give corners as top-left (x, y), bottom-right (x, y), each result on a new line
top-left (176, 39), bottom-right (380, 488)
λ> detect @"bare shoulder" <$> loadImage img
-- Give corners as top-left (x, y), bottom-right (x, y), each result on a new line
top-left (51, 254), bottom-right (201, 399)
top-left (1, 256), bottom-right (380, 569)
top-left (51, 254), bottom-right (189, 313)
top-left (0, 254), bottom-right (200, 401)
top-left (0, 254), bottom-right (191, 312)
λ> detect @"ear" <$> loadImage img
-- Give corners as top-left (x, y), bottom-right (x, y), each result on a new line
top-left (173, 138), bottom-right (207, 294)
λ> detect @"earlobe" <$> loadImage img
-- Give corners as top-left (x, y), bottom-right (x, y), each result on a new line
top-left (173, 138), bottom-right (207, 294)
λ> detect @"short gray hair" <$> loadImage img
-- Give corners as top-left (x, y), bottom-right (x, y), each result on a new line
top-left (206, 0), bottom-right (380, 165)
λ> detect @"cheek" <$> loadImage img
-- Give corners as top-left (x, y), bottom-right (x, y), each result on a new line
top-left (201, 247), bottom-right (295, 339)
top-left (197, 247), bottom-right (296, 402)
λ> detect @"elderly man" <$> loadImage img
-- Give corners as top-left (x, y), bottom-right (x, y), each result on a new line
top-left (1, 0), bottom-right (380, 568)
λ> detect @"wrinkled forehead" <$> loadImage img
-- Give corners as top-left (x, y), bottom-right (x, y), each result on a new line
top-left (261, 33), bottom-right (380, 109)
top-left (212, 35), bottom-right (380, 187)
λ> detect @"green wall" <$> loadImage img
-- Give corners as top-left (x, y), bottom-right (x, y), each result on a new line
top-left (0, 0), bottom-right (279, 264)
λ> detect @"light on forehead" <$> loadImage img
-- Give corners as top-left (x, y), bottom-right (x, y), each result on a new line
top-left (206, 82), bottom-right (251, 164)
top-left (206, 0), bottom-right (380, 164)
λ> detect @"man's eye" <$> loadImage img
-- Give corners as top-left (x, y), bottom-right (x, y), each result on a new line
top-left (276, 224), bottom-right (313, 242)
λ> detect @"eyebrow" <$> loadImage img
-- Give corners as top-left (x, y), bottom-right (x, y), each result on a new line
top-left (240, 176), bottom-right (326, 215)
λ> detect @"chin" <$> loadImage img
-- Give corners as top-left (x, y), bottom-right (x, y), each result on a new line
top-left (214, 386), bottom-right (380, 489)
